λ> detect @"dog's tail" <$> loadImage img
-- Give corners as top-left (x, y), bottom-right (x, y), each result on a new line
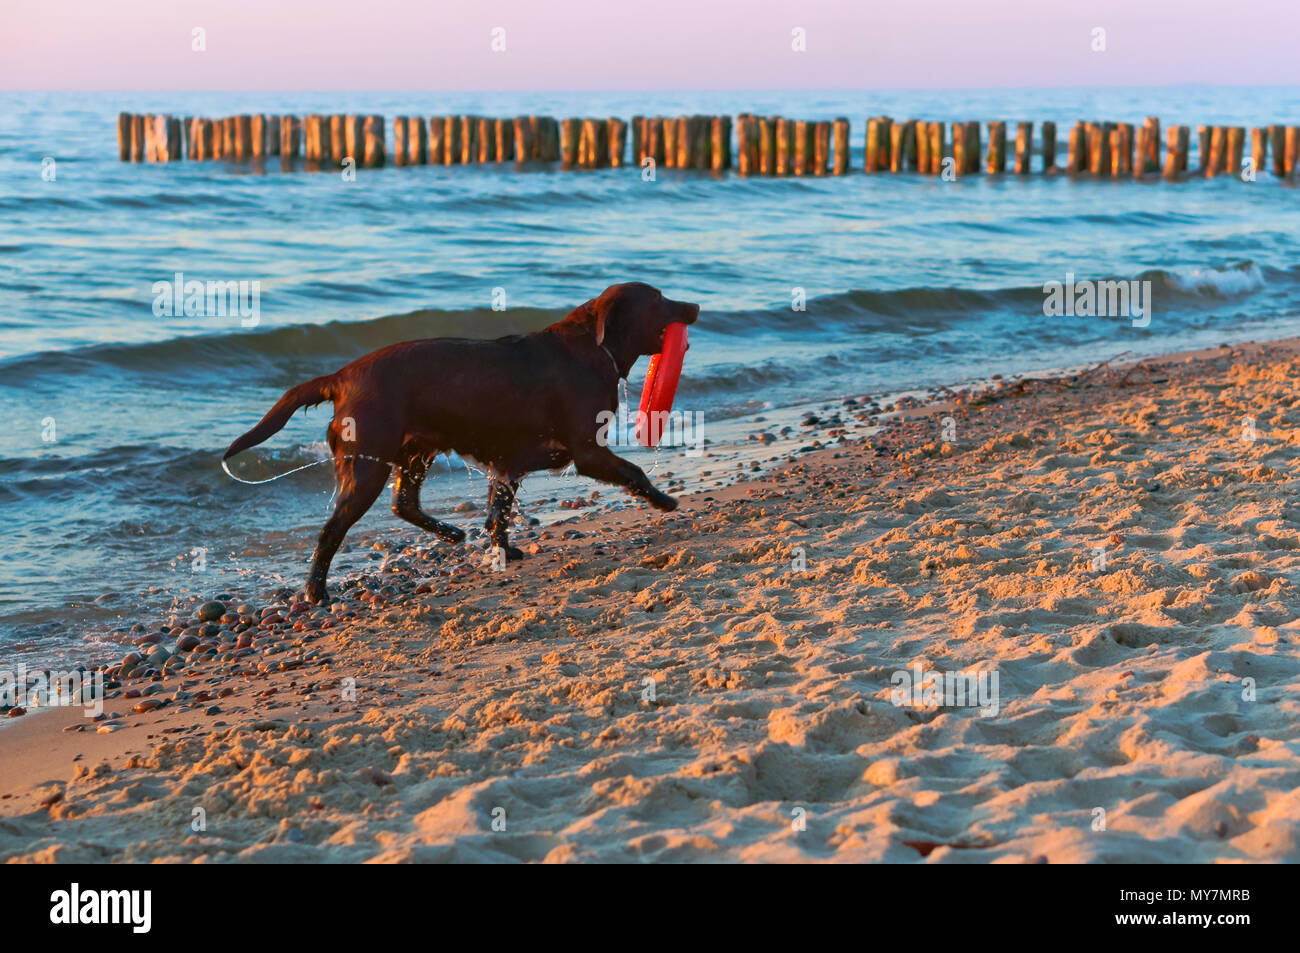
top-left (223, 374), bottom-right (336, 460)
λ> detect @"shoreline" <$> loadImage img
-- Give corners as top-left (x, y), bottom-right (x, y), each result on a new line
top-left (2, 332), bottom-right (1299, 862)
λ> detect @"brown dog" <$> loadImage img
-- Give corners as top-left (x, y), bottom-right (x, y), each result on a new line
top-left (224, 282), bottom-right (700, 603)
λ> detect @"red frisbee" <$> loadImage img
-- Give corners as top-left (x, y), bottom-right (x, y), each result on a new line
top-left (636, 322), bottom-right (690, 448)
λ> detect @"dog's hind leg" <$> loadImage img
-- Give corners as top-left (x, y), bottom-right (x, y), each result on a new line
top-left (484, 477), bottom-right (524, 561)
top-left (306, 457), bottom-right (389, 604)
top-left (391, 454), bottom-right (467, 544)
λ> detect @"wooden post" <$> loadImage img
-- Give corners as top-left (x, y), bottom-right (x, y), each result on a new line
top-left (606, 118), bottom-right (626, 167)
top-left (407, 116), bottom-right (427, 164)
top-left (774, 118), bottom-right (792, 175)
top-left (1250, 127), bottom-right (1267, 179)
top-left (1036, 120), bottom-right (1054, 173)
top-left (676, 117), bottom-right (696, 169)
top-left (470, 117), bottom-right (489, 162)
top-left (952, 121), bottom-right (969, 175)
top-left (508, 116), bottom-right (529, 164)
top-left (889, 122), bottom-right (905, 172)
top-left (1268, 125), bottom-right (1286, 176)
top-left (459, 116), bottom-right (478, 164)
top-left (139, 114), bottom-right (156, 162)
top-left (1134, 124), bottom-right (1150, 179)
top-left (1197, 125), bottom-right (1210, 173)
top-left (157, 116), bottom-right (182, 161)
top-left (262, 116), bottom-right (278, 157)
top-left (441, 117), bottom-right (459, 165)
top-left (659, 116), bottom-right (677, 169)
top-left (325, 116), bottom-right (341, 162)
top-left (1014, 121), bottom-right (1033, 174)
top-left (545, 117), bottom-right (559, 161)
top-left (832, 117), bottom-right (850, 175)
top-left (1065, 121), bottom-right (1083, 173)
top-left (247, 115), bottom-right (263, 159)
top-left (595, 120), bottom-right (610, 169)
top-left (1206, 125), bottom-right (1225, 177)
top-left (754, 117), bottom-right (773, 175)
top-left (117, 113), bottom-right (132, 161)
top-left (1085, 123), bottom-right (1104, 175)
top-left (555, 118), bottom-right (575, 167)
top-left (916, 119), bottom-right (931, 174)
top-left (709, 116), bottom-right (728, 171)
top-left (986, 121), bottom-right (1006, 174)
top-left (865, 118), bottom-right (881, 171)
top-left (233, 115), bottom-right (251, 160)
top-left (195, 119), bottom-right (213, 160)
top-left (1226, 126), bottom-right (1244, 179)
top-left (303, 115), bottom-right (324, 161)
top-left (631, 116), bottom-right (644, 165)
top-left (281, 116), bottom-right (300, 160)
top-left (791, 120), bottom-right (809, 175)
top-left (363, 115), bottom-right (385, 167)
top-left (1162, 125), bottom-right (1180, 179)
top-left (1142, 117), bottom-right (1160, 172)
top-left (492, 118), bottom-right (513, 164)
top-left (343, 116), bottom-right (362, 163)
top-left (905, 120), bottom-right (920, 170)
top-left (813, 121), bottom-right (830, 175)
top-left (963, 121), bottom-right (980, 173)
top-left (426, 117), bottom-right (444, 166)
top-left (694, 116), bottom-right (711, 170)
top-left (1285, 126), bottom-right (1299, 178)
top-left (148, 116), bottom-right (164, 162)
top-left (929, 122), bottom-right (946, 175)
top-left (738, 116), bottom-right (759, 176)
top-left (644, 118), bottom-right (662, 169)
top-left (128, 113), bottom-right (144, 161)
top-left (393, 117), bottom-right (409, 166)
top-left (528, 117), bottom-right (541, 160)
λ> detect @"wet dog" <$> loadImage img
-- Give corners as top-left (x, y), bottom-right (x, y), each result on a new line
top-left (224, 282), bottom-right (700, 603)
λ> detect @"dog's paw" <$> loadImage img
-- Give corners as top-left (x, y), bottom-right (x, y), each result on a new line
top-left (439, 525), bottom-right (467, 544)
top-left (304, 581), bottom-right (330, 605)
top-left (649, 491), bottom-right (678, 512)
top-left (504, 545), bottom-right (525, 561)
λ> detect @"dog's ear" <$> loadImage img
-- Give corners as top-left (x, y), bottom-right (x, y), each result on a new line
top-left (586, 299), bottom-right (607, 345)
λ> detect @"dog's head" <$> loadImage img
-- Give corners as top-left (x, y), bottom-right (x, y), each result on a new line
top-left (584, 282), bottom-right (699, 358)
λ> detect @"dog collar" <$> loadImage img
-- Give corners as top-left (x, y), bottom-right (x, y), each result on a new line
top-left (600, 343), bottom-right (626, 380)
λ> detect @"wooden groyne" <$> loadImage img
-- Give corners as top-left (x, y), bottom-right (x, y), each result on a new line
top-left (116, 111), bottom-right (1300, 182)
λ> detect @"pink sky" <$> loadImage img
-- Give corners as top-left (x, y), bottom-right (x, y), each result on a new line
top-left (3, 0), bottom-right (1298, 89)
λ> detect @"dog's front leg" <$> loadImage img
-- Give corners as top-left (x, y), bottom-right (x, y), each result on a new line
top-left (484, 477), bottom-right (525, 560)
top-left (572, 445), bottom-right (677, 511)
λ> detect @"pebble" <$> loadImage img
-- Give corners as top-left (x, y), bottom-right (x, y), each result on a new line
top-left (132, 699), bottom-right (163, 713)
top-left (196, 601), bottom-right (226, 622)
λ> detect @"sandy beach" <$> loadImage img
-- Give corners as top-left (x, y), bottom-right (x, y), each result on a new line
top-left (2, 336), bottom-right (1299, 863)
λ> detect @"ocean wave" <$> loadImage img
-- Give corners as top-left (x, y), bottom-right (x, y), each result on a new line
top-left (0, 263), bottom-right (1279, 384)
top-left (1157, 262), bottom-right (1266, 297)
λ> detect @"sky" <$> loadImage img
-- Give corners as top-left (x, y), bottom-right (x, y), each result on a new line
top-left (2, 0), bottom-right (1298, 90)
